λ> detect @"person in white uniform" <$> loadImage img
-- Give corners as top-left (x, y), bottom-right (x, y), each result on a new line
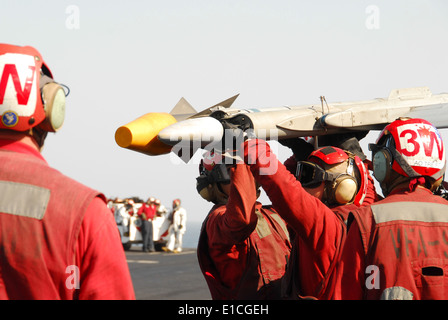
top-left (165, 199), bottom-right (187, 253)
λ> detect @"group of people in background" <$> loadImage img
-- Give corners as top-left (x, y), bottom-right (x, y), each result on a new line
top-left (108, 197), bottom-right (187, 253)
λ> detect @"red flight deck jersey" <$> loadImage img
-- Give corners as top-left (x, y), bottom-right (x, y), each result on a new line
top-left (0, 139), bottom-right (135, 299)
top-left (244, 139), bottom-right (377, 299)
top-left (138, 203), bottom-right (156, 221)
top-left (197, 164), bottom-right (292, 299)
top-left (333, 187), bottom-right (448, 300)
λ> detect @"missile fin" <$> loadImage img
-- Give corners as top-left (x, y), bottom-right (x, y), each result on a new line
top-left (190, 94), bottom-right (240, 118)
top-left (388, 87), bottom-right (432, 100)
top-left (169, 97), bottom-right (198, 121)
top-left (210, 94), bottom-right (240, 109)
top-left (172, 144), bottom-right (201, 164)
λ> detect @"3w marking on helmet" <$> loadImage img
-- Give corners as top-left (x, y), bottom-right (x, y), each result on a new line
top-left (417, 127), bottom-right (444, 160)
top-left (398, 125), bottom-right (444, 161)
top-left (398, 129), bottom-right (419, 157)
top-left (0, 64), bottom-right (36, 105)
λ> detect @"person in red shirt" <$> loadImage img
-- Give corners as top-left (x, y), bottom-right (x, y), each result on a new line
top-left (196, 150), bottom-right (292, 299)
top-left (332, 118), bottom-right (448, 300)
top-left (0, 44), bottom-right (134, 299)
top-left (242, 136), bottom-right (377, 299)
top-left (137, 197), bottom-right (156, 252)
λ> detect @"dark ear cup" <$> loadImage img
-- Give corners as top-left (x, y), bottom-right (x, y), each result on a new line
top-left (373, 148), bottom-right (392, 183)
top-left (198, 184), bottom-right (213, 202)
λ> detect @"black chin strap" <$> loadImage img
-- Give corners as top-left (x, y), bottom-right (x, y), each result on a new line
top-left (388, 147), bottom-right (420, 178)
top-left (28, 126), bottom-right (47, 149)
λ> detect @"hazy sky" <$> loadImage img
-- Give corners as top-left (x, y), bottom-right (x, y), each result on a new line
top-left (2, 0), bottom-right (448, 222)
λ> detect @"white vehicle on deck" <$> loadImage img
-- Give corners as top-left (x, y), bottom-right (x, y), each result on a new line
top-left (113, 202), bottom-right (171, 251)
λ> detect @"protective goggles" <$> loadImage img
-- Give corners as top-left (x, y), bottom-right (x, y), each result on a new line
top-left (295, 161), bottom-right (338, 188)
top-left (196, 162), bottom-right (232, 195)
top-left (199, 162), bottom-right (232, 185)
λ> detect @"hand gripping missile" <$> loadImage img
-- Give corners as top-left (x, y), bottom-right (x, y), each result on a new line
top-left (115, 87), bottom-right (448, 158)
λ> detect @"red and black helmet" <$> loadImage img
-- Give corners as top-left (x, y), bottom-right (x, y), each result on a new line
top-left (297, 146), bottom-right (368, 206)
top-left (198, 150), bottom-right (232, 185)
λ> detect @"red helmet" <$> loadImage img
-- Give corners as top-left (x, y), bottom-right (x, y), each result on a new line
top-left (308, 146), bottom-right (349, 166)
top-left (201, 150), bottom-right (225, 172)
top-left (172, 198), bottom-right (181, 209)
top-left (297, 146), bottom-right (368, 206)
top-left (369, 118), bottom-right (446, 183)
top-left (198, 150), bottom-right (232, 184)
top-left (0, 44), bottom-right (66, 132)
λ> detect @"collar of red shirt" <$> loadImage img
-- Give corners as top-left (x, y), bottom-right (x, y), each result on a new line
top-left (388, 185), bottom-right (432, 196)
top-left (0, 138), bottom-right (47, 164)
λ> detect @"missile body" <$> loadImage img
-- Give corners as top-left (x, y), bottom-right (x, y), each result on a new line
top-left (114, 95), bottom-right (239, 157)
top-left (115, 87), bottom-right (448, 158)
top-left (158, 117), bottom-right (224, 147)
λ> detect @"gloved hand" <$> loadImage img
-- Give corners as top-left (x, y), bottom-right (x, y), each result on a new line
top-left (243, 138), bottom-right (279, 176)
top-left (217, 118), bottom-right (256, 162)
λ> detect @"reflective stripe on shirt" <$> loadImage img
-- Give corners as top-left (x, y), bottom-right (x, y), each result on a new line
top-left (0, 180), bottom-right (50, 220)
top-left (371, 201), bottom-right (448, 224)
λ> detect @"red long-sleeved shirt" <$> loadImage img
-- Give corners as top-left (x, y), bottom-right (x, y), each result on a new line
top-left (0, 139), bottom-right (135, 300)
top-left (245, 139), bottom-right (380, 298)
top-left (204, 163), bottom-right (291, 295)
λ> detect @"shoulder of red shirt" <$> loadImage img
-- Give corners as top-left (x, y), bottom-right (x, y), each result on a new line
top-left (0, 139), bottom-right (47, 163)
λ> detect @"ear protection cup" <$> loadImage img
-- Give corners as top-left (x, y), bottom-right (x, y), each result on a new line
top-left (332, 175), bottom-right (358, 204)
top-left (39, 82), bottom-right (66, 132)
top-left (37, 74), bottom-right (66, 132)
top-left (372, 148), bottom-right (392, 183)
top-left (198, 185), bottom-right (214, 202)
top-left (325, 155), bottom-right (367, 206)
top-left (196, 175), bottom-right (212, 201)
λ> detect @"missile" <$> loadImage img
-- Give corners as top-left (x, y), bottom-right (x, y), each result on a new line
top-left (115, 87), bottom-right (448, 158)
top-left (158, 117), bottom-right (224, 147)
top-left (114, 95), bottom-right (239, 157)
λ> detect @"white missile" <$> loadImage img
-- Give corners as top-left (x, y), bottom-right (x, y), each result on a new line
top-left (158, 117), bottom-right (224, 147)
top-left (114, 95), bottom-right (238, 157)
top-left (115, 87), bottom-right (448, 157)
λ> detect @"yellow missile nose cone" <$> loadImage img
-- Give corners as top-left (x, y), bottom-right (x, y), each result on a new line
top-left (115, 112), bottom-right (177, 156)
top-left (115, 126), bottom-right (134, 148)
